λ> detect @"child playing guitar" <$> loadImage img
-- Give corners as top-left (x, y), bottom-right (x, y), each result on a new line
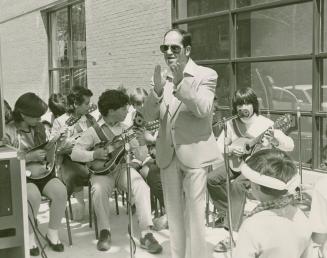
top-left (4, 92), bottom-right (67, 256)
top-left (207, 87), bottom-right (295, 252)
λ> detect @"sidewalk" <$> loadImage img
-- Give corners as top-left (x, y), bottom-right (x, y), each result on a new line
top-left (35, 193), bottom-right (232, 258)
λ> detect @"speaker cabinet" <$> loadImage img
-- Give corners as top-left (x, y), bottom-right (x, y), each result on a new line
top-left (0, 146), bottom-right (28, 258)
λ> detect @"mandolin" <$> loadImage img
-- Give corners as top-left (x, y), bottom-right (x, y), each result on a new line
top-left (229, 114), bottom-right (292, 172)
top-left (87, 120), bottom-right (159, 176)
top-left (25, 140), bottom-right (57, 180)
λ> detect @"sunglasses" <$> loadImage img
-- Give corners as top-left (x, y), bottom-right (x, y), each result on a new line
top-left (160, 44), bottom-right (182, 54)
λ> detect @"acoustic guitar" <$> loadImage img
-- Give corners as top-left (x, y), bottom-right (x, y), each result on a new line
top-left (87, 119), bottom-right (159, 176)
top-left (229, 114), bottom-right (292, 172)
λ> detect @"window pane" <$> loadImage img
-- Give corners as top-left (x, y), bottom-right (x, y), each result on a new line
top-left (321, 59), bottom-right (327, 112)
top-left (206, 64), bottom-right (230, 107)
top-left (177, 0), bottom-right (229, 19)
top-left (324, 1), bottom-right (327, 52)
top-left (51, 70), bottom-right (70, 95)
top-left (236, 60), bottom-right (312, 111)
top-left (236, 3), bottom-right (312, 57)
top-left (178, 16), bottom-right (229, 60)
top-left (237, 0), bottom-right (280, 8)
top-left (320, 117), bottom-right (327, 170)
top-left (72, 3), bottom-right (86, 66)
top-left (73, 68), bottom-right (87, 88)
top-left (50, 8), bottom-right (69, 68)
top-left (270, 114), bottom-right (312, 167)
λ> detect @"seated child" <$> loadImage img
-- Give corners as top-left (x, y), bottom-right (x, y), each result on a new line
top-left (233, 148), bottom-right (311, 258)
top-left (309, 176), bottom-right (327, 257)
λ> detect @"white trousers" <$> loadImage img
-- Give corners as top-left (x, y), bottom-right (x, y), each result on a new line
top-left (90, 166), bottom-right (153, 232)
top-left (161, 154), bottom-right (208, 258)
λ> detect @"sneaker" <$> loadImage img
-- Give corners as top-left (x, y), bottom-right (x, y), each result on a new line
top-left (140, 233), bottom-right (162, 254)
top-left (97, 230), bottom-right (111, 251)
top-left (29, 246), bottom-right (40, 256)
top-left (153, 214), bottom-right (168, 231)
top-left (214, 214), bottom-right (225, 228)
top-left (214, 236), bottom-right (235, 253)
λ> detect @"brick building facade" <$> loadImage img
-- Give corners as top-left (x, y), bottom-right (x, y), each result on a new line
top-left (0, 0), bottom-right (171, 105)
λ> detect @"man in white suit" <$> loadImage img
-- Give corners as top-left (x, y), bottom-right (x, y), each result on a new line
top-left (143, 28), bottom-right (219, 258)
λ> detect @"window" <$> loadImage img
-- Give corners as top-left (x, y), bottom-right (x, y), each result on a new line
top-left (173, 0), bottom-right (327, 171)
top-left (48, 1), bottom-right (87, 95)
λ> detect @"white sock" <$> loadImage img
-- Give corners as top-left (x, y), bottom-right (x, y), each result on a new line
top-left (47, 228), bottom-right (60, 244)
top-left (141, 226), bottom-right (153, 238)
top-left (29, 233), bottom-right (37, 249)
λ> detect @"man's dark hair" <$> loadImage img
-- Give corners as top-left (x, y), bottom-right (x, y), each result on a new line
top-left (246, 149), bottom-right (297, 197)
top-left (66, 86), bottom-right (93, 113)
top-left (232, 87), bottom-right (259, 115)
top-left (164, 28), bottom-right (192, 48)
top-left (98, 89), bottom-right (129, 117)
top-left (48, 93), bottom-right (66, 118)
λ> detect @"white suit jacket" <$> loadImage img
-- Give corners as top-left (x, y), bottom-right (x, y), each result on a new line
top-left (143, 58), bottom-right (220, 169)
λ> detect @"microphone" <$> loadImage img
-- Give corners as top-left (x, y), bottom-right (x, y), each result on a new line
top-left (237, 109), bottom-right (250, 118)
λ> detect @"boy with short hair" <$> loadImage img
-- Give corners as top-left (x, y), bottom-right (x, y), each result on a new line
top-left (233, 149), bottom-right (311, 258)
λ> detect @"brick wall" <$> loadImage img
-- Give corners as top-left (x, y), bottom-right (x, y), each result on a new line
top-left (0, 0), bottom-right (171, 106)
top-left (0, 11), bottom-right (50, 107)
top-left (85, 0), bottom-right (171, 101)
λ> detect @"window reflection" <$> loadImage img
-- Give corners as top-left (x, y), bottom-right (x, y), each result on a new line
top-left (236, 60), bottom-right (312, 111)
top-left (52, 70), bottom-right (70, 96)
top-left (321, 60), bottom-right (327, 112)
top-left (269, 114), bottom-right (312, 167)
top-left (320, 117), bottom-right (327, 170)
top-left (237, 3), bottom-right (312, 57)
top-left (72, 3), bottom-right (86, 66)
top-left (177, 0), bottom-right (228, 19)
top-left (207, 64), bottom-right (230, 107)
top-left (51, 8), bottom-right (68, 68)
top-left (237, 0), bottom-right (281, 8)
top-left (178, 16), bottom-right (229, 60)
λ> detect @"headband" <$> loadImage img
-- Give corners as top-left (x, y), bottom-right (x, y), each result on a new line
top-left (240, 162), bottom-right (299, 190)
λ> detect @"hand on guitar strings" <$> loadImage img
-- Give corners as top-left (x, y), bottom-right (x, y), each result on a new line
top-left (134, 127), bottom-right (147, 146)
top-left (262, 127), bottom-right (279, 147)
top-left (93, 147), bottom-right (109, 160)
top-left (26, 149), bottom-right (47, 162)
top-left (228, 144), bottom-right (246, 157)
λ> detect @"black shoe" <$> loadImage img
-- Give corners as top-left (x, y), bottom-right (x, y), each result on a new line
top-left (97, 230), bottom-right (112, 251)
top-left (30, 246), bottom-right (40, 256)
top-left (46, 235), bottom-right (64, 252)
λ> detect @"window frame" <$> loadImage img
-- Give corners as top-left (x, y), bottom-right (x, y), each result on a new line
top-left (47, 0), bottom-right (87, 95)
top-left (172, 0), bottom-right (327, 172)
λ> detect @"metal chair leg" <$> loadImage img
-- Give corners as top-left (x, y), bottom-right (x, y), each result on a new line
top-left (65, 208), bottom-right (73, 246)
top-left (88, 182), bottom-right (92, 228)
top-left (68, 197), bottom-right (74, 221)
top-left (94, 209), bottom-right (99, 240)
top-left (114, 189), bottom-right (119, 215)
